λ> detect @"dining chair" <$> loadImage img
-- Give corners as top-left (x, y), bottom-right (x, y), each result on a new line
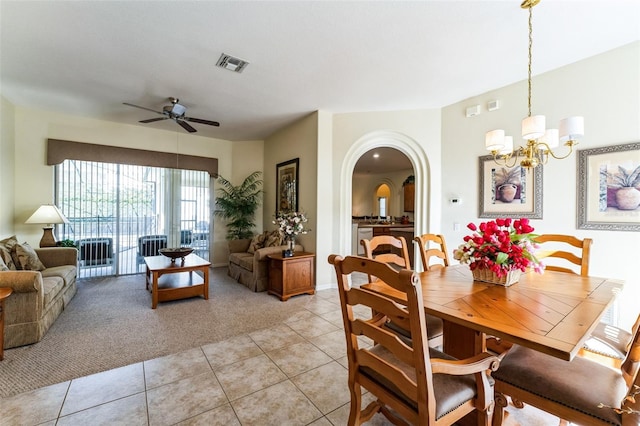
top-left (492, 311), bottom-right (640, 426)
top-left (361, 235), bottom-right (444, 348)
top-left (534, 233), bottom-right (632, 368)
top-left (534, 234), bottom-right (592, 276)
top-left (413, 233), bottom-right (450, 271)
top-left (328, 254), bottom-right (500, 425)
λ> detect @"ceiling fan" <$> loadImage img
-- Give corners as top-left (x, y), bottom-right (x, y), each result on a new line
top-left (123, 97), bottom-right (220, 133)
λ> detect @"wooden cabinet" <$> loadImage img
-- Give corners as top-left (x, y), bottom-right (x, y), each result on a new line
top-left (403, 183), bottom-right (415, 212)
top-left (267, 252), bottom-right (315, 301)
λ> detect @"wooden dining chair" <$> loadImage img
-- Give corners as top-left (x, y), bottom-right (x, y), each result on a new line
top-left (534, 233), bottom-right (633, 368)
top-left (361, 235), bottom-right (444, 348)
top-left (328, 254), bottom-right (500, 425)
top-left (492, 311), bottom-right (640, 426)
top-left (414, 233), bottom-right (450, 271)
top-left (534, 234), bottom-right (592, 276)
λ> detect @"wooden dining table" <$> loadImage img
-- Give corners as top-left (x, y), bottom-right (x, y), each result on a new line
top-left (362, 264), bottom-right (623, 361)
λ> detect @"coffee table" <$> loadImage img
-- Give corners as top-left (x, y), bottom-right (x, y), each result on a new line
top-left (144, 254), bottom-right (211, 309)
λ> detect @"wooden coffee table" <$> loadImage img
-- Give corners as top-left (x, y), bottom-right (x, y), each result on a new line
top-left (144, 254), bottom-right (211, 309)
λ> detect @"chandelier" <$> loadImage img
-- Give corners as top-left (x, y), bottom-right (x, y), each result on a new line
top-left (485, 0), bottom-right (584, 169)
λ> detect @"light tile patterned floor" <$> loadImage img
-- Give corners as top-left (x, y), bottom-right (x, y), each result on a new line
top-left (0, 286), bottom-right (560, 425)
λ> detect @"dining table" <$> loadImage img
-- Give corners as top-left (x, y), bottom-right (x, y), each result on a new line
top-left (362, 264), bottom-right (624, 361)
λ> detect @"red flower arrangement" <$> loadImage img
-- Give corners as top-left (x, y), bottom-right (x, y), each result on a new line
top-left (453, 218), bottom-right (543, 278)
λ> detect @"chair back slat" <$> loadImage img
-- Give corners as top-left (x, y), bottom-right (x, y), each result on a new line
top-left (414, 234), bottom-right (450, 271)
top-left (534, 234), bottom-right (592, 276)
top-left (621, 313), bottom-right (640, 388)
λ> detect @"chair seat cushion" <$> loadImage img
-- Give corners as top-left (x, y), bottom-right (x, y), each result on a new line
top-left (493, 345), bottom-right (626, 425)
top-left (584, 322), bottom-right (632, 359)
top-left (366, 345), bottom-right (477, 420)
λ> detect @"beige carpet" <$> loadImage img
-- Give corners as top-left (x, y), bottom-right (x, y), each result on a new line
top-left (0, 267), bottom-right (311, 398)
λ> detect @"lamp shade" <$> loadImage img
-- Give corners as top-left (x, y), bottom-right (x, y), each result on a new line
top-left (540, 128), bottom-right (559, 149)
top-left (559, 116), bottom-right (584, 142)
top-left (498, 136), bottom-right (514, 155)
top-left (522, 115), bottom-right (546, 140)
top-left (485, 129), bottom-right (505, 151)
top-left (25, 204), bottom-right (69, 226)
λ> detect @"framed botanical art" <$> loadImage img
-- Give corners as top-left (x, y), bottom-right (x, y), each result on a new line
top-left (577, 142), bottom-right (640, 231)
top-left (276, 158), bottom-right (299, 214)
top-left (478, 155), bottom-right (543, 219)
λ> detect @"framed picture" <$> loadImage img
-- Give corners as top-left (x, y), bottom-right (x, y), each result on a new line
top-left (478, 155), bottom-right (543, 219)
top-left (276, 158), bottom-right (299, 214)
top-left (577, 142), bottom-right (640, 231)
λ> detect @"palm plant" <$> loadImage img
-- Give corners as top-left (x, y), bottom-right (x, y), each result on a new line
top-left (608, 165), bottom-right (640, 188)
top-left (214, 171), bottom-right (263, 240)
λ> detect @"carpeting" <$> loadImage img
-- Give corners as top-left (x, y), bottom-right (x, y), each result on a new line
top-left (0, 267), bottom-right (312, 398)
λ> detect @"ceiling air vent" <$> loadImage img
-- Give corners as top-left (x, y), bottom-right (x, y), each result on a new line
top-left (216, 53), bottom-right (249, 73)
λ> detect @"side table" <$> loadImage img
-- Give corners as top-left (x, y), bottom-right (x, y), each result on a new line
top-left (267, 252), bottom-right (315, 301)
top-left (0, 287), bottom-right (13, 361)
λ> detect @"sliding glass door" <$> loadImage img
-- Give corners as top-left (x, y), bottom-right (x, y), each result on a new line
top-left (55, 160), bottom-right (211, 278)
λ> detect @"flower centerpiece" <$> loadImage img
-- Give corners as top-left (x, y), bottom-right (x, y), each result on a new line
top-left (273, 211), bottom-right (310, 257)
top-left (453, 217), bottom-right (543, 286)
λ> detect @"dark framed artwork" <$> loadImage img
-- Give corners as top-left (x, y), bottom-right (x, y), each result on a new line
top-left (577, 142), bottom-right (640, 231)
top-left (276, 158), bottom-right (299, 214)
top-left (478, 155), bottom-right (543, 219)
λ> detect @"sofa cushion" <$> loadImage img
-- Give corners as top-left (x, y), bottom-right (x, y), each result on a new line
top-left (42, 265), bottom-right (77, 286)
top-left (229, 252), bottom-right (254, 270)
top-left (247, 233), bottom-right (266, 254)
top-left (42, 276), bottom-right (65, 308)
top-left (15, 242), bottom-right (47, 271)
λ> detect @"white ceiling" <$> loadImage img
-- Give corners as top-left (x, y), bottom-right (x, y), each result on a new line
top-left (1, 1), bottom-right (639, 144)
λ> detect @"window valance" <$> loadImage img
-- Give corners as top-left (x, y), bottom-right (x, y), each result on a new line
top-left (47, 139), bottom-right (218, 177)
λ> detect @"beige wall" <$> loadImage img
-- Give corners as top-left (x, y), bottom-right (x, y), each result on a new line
top-left (441, 41), bottom-right (640, 327)
top-left (263, 112), bottom-right (319, 262)
top-left (10, 106), bottom-right (236, 265)
top-left (0, 96), bottom-right (16, 235)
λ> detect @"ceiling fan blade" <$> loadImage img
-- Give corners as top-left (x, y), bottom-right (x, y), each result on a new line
top-left (139, 117), bottom-right (169, 124)
top-left (177, 120), bottom-right (197, 133)
top-left (184, 116), bottom-right (220, 127)
top-left (123, 102), bottom-right (163, 115)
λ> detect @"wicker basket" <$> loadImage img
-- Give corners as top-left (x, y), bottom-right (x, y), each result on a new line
top-left (472, 268), bottom-right (521, 287)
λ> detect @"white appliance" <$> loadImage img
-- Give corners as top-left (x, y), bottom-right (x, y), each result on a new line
top-left (356, 227), bottom-right (373, 255)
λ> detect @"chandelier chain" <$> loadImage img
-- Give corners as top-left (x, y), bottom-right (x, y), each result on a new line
top-left (527, 4), bottom-right (533, 118)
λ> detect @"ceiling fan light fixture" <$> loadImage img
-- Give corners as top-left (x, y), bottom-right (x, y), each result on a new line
top-left (216, 53), bottom-right (249, 73)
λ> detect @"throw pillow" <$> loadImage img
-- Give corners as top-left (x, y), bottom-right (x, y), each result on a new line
top-left (264, 230), bottom-right (283, 247)
top-left (15, 242), bottom-right (46, 271)
top-left (0, 255), bottom-right (8, 271)
top-left (247, 233), bottom-right (266, 254)
top-left (0, 235), bottom-right (19, 270)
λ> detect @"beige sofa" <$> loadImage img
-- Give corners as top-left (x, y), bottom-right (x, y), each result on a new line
top-left (228, 233), bottom-right (303, 292)
top-left (0, 246), bottom-right (78, 349)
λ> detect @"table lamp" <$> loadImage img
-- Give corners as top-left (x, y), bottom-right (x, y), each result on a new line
top-left (25, 204), bottom-right (69, 247)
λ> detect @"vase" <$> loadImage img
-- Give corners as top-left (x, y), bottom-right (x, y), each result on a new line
top-left (498, 183), bottom-right (518, 203)
top-left (283, 236), bottom-right (295, 257)
top-left (615, 187), bottom-right (640, 210)
top-left (472, 267), bottom-right (520, 287)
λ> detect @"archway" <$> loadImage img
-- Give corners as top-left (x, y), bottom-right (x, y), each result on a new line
top-left (340, 130), bottom-right (432, 260)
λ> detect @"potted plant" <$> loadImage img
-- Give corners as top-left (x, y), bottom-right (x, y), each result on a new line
top-left (604, 165), bottom-right (640, 210)
top-left (214, 171), bottom-right (263, 240)
top-left (494, 167), bottom-right (521, 203)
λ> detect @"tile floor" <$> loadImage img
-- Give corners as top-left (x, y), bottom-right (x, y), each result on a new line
top-left (1, 286), bottom-right (559, 426)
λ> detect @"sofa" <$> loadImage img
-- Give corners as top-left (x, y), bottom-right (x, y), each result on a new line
top-left (228, 231), bottom-right (304, 292)
top-left (0, 235), bottom-right (78, 349)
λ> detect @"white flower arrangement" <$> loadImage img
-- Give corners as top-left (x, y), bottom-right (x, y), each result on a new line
top-left (273, 211), bottom-right (310, 240)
